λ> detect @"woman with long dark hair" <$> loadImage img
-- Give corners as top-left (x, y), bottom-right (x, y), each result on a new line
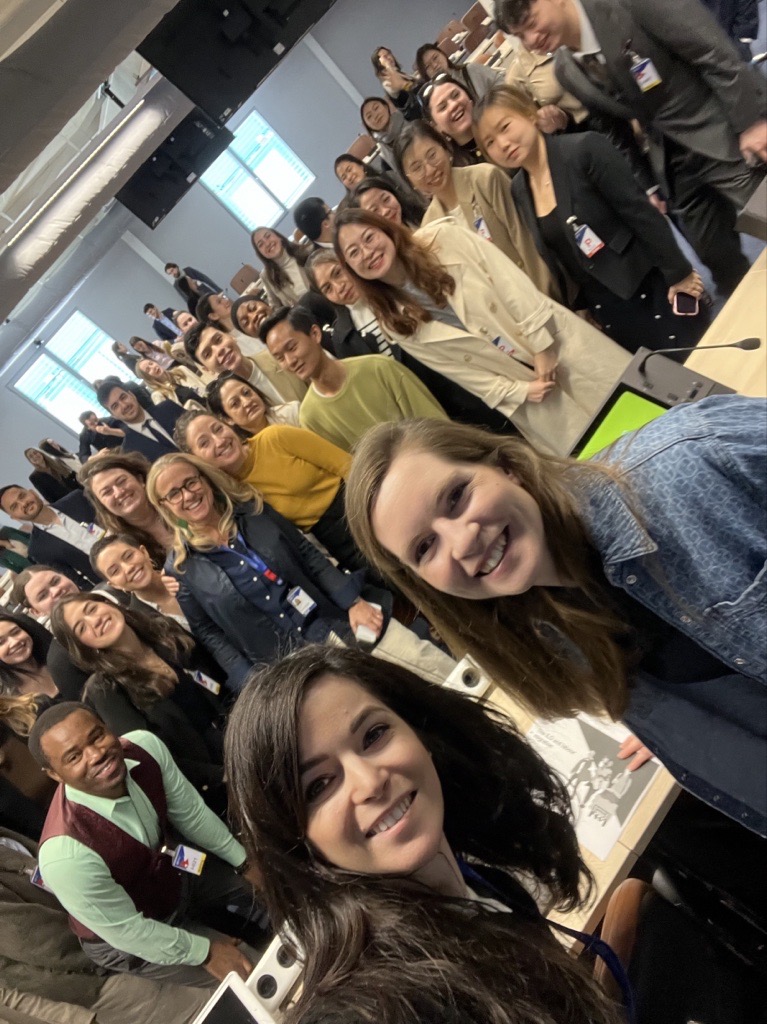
top-left (251, 227), bottom-right (311, 307)
top-left (206, 372), bottom-right (300, 431)
top-left (0, 612), bottom-right (57, 699)
top-left (333, 207), bottom-right (630, 456)
top-left (396, 119), bottom-right (561, 300)
top-left (344, 397), bottom-right (767, 834)
top-left (348, 175), bottom-right (426, 229)
top-left (51, 592), bottom-right (226, 809)
top-left (419, 74), bottom-right (485, 165)
top-left (360, 97), bottom-right (408, 174)
top-left (225, 644), bottom-right (624, 1024)
top-left (415, 42), bottom-right (502, 102)
top-left (370, 46), bottom-right (420, 120)
top-left (79, 451), bottom-right (173, 566)
top-left (473, 85), bottom-right (709, 352)
top-left (24, 447), bottom-right (81, 504)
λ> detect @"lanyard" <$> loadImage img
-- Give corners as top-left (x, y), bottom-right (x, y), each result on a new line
top-left (218, 532), bottom-right (282, 583)
top-left (458, 860), bottom-right (636, 1022)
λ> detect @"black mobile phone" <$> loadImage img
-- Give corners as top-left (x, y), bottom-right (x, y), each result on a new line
top-left (673, 292), bottom-right (699, 316)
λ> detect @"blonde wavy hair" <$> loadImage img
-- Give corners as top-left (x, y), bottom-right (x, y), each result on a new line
top-left (0, 692), bottom-right (39, 737)
top-left (146, 452), bottom-right (262, 571)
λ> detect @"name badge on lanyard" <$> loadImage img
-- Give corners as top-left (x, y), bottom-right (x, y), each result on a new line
top-left (625, 42), bottom-right (662, 92)
top-left (171, 844), bottom-right (207, 875)
top-left (193, 670), bottom-right (221, 695)
top-left (229, 533), bottom-right (283, 584)
top-left (287, 586), bottom-right (317, 617)
top-left (30, 865), bottom-right (54, 892)
top-left (567, 216), bottom-right (605, 258)
top-left (474, 216), bottom-right (493, 242)
top-left (492, 336), bottom-right (516, 356)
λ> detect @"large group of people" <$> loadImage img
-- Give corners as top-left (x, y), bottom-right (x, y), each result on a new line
top-left (0, 5), bottom-right (765, 1022)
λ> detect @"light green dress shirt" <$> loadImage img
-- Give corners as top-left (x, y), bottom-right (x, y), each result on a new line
top-left (38, 730), bottom-right (246, 967)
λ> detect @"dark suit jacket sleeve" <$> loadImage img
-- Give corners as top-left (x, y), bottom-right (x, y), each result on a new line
top-left (77, 429), bottom-right (93, 464)
top-left (84, 677), bottom-right (147, 735)
top-left (174, 577), bottom-right (253, 692)
top-left (573, 133), bottom-right (692, 284)
top-left (630, 0), bottom-right (766, 133)
top-left (154, 321), bottom-right (176, 342)
top-left (187, 268), bottom-right (222, 292)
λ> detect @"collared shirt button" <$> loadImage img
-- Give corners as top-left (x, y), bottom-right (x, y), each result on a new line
top-left (734, 657), bottom-right (746, 666)
top-left (625, 574), bottom-right (637, 585)
top-left (680, 614), bottom-right (691, 624)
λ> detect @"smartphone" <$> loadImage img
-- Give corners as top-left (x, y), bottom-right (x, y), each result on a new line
top-left (673, 292), bottom-right (699, 316)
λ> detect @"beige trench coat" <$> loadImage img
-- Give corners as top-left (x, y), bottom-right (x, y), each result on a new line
top-left (421, 163), bottom-right (565, 303)
top-left (389, 218), bottom-right (631, 455)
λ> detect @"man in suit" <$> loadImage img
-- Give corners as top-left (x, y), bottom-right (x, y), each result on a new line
top-left (143, 303), bottom-right (181, 342)
top-left (77, 410), bottom-right (124, 463)
top-left (293, 197), bottom-right (336, 250)
top-left (0, 487), bottom-right (101, 588)
top-left (96, 380), bottom-right (182, 461)
top-left (494, 0), bottom-right (767, 294)
top-left (164, 262), bottom-right (221, 313)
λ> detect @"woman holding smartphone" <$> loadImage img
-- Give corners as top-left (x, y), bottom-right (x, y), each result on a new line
top-left (474, 85), bottom-right (709, 352)
top-left (225, 645), bottom-right (625, 1024)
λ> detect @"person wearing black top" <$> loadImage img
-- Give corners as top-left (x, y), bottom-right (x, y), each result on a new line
top-left (77, 411), bottom-right (124, 463)
top-left (164, 262), bottom-right (221, 314)
top-left (24, 448), bottom-right (81, 504)
top-left (420, 74), bottom-right (487, 165)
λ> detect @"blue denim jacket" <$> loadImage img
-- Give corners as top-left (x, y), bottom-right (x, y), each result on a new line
top-left (573, 395), bottom-right (767, 833)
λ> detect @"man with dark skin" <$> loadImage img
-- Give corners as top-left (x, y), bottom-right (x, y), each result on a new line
top-left (32, 704), bottom-right (264, 986)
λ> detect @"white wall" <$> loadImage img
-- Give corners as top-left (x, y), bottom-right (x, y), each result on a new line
top-left (0, 0), bottom-right (464, 513)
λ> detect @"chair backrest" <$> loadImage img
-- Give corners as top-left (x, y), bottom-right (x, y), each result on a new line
top-left (462, 2), bottom-right (488, 31)
top-left (437, 19), bottom-right (467, 43)
top-left (439, 37), bottom-right (461, 57)
top-left (464, 24), bottom-right (490, 52)
top-left (230, 264), bottom-right (261, 295)
top-left (347, 134), bottom-right (376, 161)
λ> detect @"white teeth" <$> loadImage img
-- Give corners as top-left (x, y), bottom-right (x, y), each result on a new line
top-left (367, 794), bottom-right (413, 837)
top-left (478, 534), bottom-right (507, 576)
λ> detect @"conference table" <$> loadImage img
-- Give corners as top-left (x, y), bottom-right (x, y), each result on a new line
top-left (486, 249), bottom-right (767, 941)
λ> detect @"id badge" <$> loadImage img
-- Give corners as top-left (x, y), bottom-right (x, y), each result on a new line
top-left (574, 224), bottom-right (605, 258)
top-left (30, 865), bottom-right (54, 892)
top-left (172, 845), bottom-right (207, 875)
top-left (287, 586), bottom-right (317, 617)
top-left (630, 57), bottom-right (662, 92)
top-left (474, 216), bottom-right (493, 241)
top-left (492, 336), bottom-right (516, 355)
top-left (193, 670), bottom-right (221, 696)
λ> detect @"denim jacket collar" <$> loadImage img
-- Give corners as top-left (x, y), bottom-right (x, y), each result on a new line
top-left (574, 476), bottom-right (658, 566)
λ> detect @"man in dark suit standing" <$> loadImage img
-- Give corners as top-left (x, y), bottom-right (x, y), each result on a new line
top-left (164, 262), bottom-right (221, 314)
top-left (77, 410), bottom-right (124, 463)
top-left (96, 380), bottom-right (182, 462)
top-left (0, 486), bottom-right (101, 587)
top-left (494, 0), bottom-right (767, 295)
top-left (143, 303), bottom-right (181, 342)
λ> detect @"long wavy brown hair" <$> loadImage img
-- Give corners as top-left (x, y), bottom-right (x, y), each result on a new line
top-left (225, 645), bottom-right (623, 1024)
top-left (50, 592), bottom-right (193, 709)
top-left (333, 207), bottom-right (455, 337)
top-left (78, 451), bottom-right (167, 566)
top-left (345, 418), bottom-right (632, 720)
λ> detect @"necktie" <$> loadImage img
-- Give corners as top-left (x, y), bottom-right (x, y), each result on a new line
top-left (146, 421), bottom-right (171, 447)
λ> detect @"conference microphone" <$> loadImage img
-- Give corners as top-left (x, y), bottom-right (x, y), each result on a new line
top-left (638, 337), bottom-right (761, 373)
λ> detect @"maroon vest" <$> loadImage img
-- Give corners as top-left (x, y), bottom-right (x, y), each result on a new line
top-left (40, 738), bottom-right (183, 941)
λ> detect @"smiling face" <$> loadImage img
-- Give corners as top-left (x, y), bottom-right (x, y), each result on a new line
top-left (25, 449), bottom-right (46, 469)
top-left (153, 460), bottom-right (218, 527)
top-left (61, 598), bottom-right (127, 652)
top-left (422, 47), bottom-right (449, 79)
top-left (183, 416), bottom-right (245, 473)
top-left (0, 620), bottom-right (34, 667)
top-left (476, 104), bottom-right (540, 169)
top-left (253, 229), bottom-right (283, 261)
top-left (358, 187), bottom-right (403, 224)
top-left (370, 449), bottom-right (559, 600)
top-left (299, 674), bottom-right (444, 877)
top-left (94, 540), bottom-right (154, 593)
top-left (209, 293), bottom-right (232, 322)
top-left (137, 358), bottom-right (165, 381)
top-left (176, 311), bottom-right (198, 332)
top-left (218, 379), bottom-right (268, 431)
top-left (400, 136), bottom-right (453, 197)
top-left (362, 100), bottom-right (391, 133)
top-left (427, 82), bottom-right (474, 143)
top-left (312, 260), bottom-right (360, 306)
top-left (24, 570), bottom-right (79, 616)
top-left (42, 708), bottom-right (127, 798)
top-left (336, 160), bottom-right (366, 190)
top-left (236, 299), bottom-right (272, 337)
top-left (337, 222), bottom-right (399, 282)
top-left (91, 467), bottom-right (148, 521)
top-left (505, 0), bottom-right (573, 53)
top-left (146, 306), bottom-right (161, 320)
top-left (0, 486), bottom-right (44, 523)
top-left (265, 321), bottom-right (324, 382)
top-left (196, 327), bottom-right (244, 375)
top-left (105, 388), bottom-right (142, 424)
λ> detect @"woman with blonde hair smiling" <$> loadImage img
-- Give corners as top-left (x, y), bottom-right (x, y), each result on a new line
top-left (146, 453), bottom-right (455, 693)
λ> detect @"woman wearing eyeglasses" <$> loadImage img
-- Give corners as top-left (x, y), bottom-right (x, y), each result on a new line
top-left (397, 120), bottom-right (563, 302)
top-left (145, 454), bottom-right (456, 694)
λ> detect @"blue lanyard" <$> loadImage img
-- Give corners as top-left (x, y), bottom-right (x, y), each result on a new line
top-left (217, 532), bottom-right (283, 584)
top-left (459, 860), bottom-right (636, 1022)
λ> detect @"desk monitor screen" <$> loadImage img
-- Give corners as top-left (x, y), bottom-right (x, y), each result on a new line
top-left (576, 390), bottom-right (667, 461)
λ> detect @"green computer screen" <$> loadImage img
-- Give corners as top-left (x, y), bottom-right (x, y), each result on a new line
top-left (576, 391), bottom-right (667, 460)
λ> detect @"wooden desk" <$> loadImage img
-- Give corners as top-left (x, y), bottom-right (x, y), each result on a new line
top-left (487, 686), bottom-right (678, 940)
top-left (686, 249), bottom-right (767, 398)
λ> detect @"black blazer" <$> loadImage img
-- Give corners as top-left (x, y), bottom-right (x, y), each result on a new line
top-left (117, 401), bottom-right (184, 462)
top-left (172, 502), bottom-right (389, 692)
top-left (28, 491), bottom-right (100, 587)
top-left (77, 419), bottom-right (124, 463)
top-left (28, 471), bottom-right (80, 505)
top-left (512, 132), bottom-right (691, 301)
top-left (151, 311), bottom-right (179, 342)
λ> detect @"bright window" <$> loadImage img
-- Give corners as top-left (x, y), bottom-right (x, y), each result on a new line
top-left (201, 110), bottom-right (314, 230)
top-left (11, 311), bottom-right (127, 433)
